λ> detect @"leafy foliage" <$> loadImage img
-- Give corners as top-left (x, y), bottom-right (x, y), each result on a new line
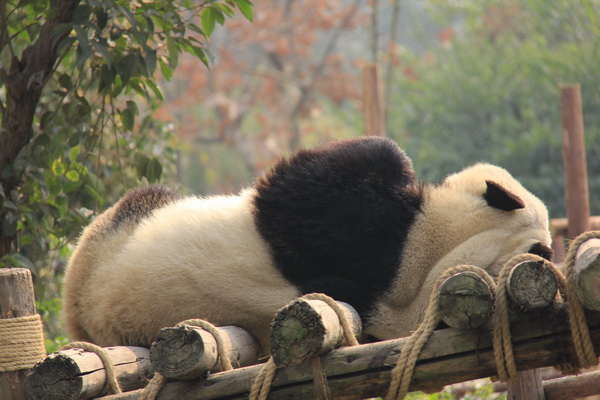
top-left (0, 0), bottom-right (253, 348)
top-left (389, 0), bottom-right (600, 218)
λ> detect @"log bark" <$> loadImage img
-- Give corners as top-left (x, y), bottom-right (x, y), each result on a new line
top-left (0, 268), bottom-right (43, 400)
top-left (544, 370), bottom-right (600, 400)
top-left (507, 261), bottom-right (558, 310)
top-left (25, 346), bottom-right (153, 400)
top-left (270, 299), bottom-right (361, 366)
top-left (150, 325), bottom-right (259, 380)
top-left (438, 271), bottom-right (493, 329)
top-left (361, 63), bottom-right (386, 136)
top-left (95, 307), bottom-right (600, 400)
top-left (573, 238), bottom-right (600, 310)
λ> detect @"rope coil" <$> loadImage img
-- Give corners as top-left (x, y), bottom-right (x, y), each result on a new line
top-left (60, 341), bottom-right (123, 395)
top-left (0, 314), bottom-right (46, 372)
top-left (250, 293), bottom-right (359, 400)
top-left (137, 319), bottom-right (234, 400)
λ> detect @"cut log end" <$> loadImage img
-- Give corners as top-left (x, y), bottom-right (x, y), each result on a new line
top-left (150, 326), bottom-right (212, 380)
top-left (439, 271), bottom-right (493, 330)
top-left (507, 261), bottom-right (558, 310)
top-left (270, 299), bottom-right (326, 367)
top-left (24, 354), bottom-right (83, 400)
top-left (574, 238), bottom-right (600, 311)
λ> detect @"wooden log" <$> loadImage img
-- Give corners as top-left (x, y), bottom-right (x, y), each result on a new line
top-left (438, 271), bottom-right (493, 329)
top-left (24, 346), bottom-right (153, 400)
top-left (0, 268), bottom-right (44, 400)
top-left (507, 261), bottom-right (558, 310)
top-left (270, 299), bottom-right (361, 367)
top-left (544, 370), bottom-right (600, 400)
top-left (362, 63), bottom-right (386, 136)
top-left (150, 325), bottom-right (259, 380)
top-left (95, 307), bottom-right (600, 400)
top-left (572, 237), bottom-right (600, 310)
top-left (506, 369), bottom-right (546, 400)
top-left (560, 84), bottom-right (590, 239)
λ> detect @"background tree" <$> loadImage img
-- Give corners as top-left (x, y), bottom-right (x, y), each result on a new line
top-left (0, 0), bottom-right (252, 349)
top-left (155, 0), bottom-right (368, 194)
top-left (387, 0), bottom-right (600, 217)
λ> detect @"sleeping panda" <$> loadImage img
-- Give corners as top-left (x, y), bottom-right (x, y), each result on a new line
top-left (62, 136), bottom-right (553, 353)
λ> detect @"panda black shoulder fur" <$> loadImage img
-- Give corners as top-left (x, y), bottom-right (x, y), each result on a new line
top-left (62, 136), bottom-right (553, 353)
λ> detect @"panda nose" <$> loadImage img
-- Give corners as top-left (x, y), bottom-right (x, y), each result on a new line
top-left (528, 242), bottom-right (554, 261)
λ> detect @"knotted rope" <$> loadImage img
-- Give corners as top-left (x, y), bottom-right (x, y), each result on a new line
top-left (249, 293), bottom-right (359, 400)
top-left (60, 341), bottom-right (122, 395)
top-left (385, 265), bottom-right (497, 400)
top-left (137, 319), bottom-right (234, 400)
top-left (0, 314), bottom-right (46, 372)
top-left (386, 231), bottom-right (600, 399)
top-left (563, 230), bottom-right (600, 370)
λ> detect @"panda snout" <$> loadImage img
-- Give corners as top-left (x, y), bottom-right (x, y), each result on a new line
top-left (528, 242), bottom-right (554, 261)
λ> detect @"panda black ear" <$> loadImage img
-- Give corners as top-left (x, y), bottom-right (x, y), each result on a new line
top-left (484, 180), bottom-right (525, 211)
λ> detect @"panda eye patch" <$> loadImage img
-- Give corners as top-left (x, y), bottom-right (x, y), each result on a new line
top-left (528, 242), bottom-right (554, 261)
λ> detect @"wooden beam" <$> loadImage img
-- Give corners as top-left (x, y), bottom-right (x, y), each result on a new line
top-left (560, 84), bottom-right (590, 239)
top-left (95, 308), bottom-right (600, 400)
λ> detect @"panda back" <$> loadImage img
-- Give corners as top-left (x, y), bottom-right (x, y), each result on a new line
top-left (253, 137), bottom-right (423, 316)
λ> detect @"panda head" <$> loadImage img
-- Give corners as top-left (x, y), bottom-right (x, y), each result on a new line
top-left (427, 163), bottom-right (553, 276)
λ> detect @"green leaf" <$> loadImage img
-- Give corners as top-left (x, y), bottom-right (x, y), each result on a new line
top-left (159, 58), bottom-right (173, 81)
top-left (69, 146), bottom-right (80, 162)
top-left (66, 170), bottom-right (80, 182)
top-left (120, 108), bottom-right (135, 131)
top-left (134, 152), bottom-right (150, 179)
top-left (145, 79), bottom-right (164, 101)
top-left (4, 253), bottom-right (35, 271)
top-left (234, 0), bottom-right (253, 22)
top-left (167, 37), bottom-right (179, 68)
top-left (202, 8), bottom-right (217, 37)
top-left (58, 73), bottom-right (72, 89)
top-left (73, 4), bottom-right (91, 24)
top-left (118, 53), bottom-right (138, 86)
top-left (74, 25), bottom-right (92, 67)
top-left (52, 159), bottom-right (66, 176)
top-left (145, 157), bottom-right (162, 183)
top-left (127, 100), bottom-right (139, 115)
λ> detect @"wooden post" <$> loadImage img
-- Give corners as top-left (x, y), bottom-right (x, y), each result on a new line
top-left (0, 268), bottom-right (45, 400)
top-left (572, 238), bottom-right (600, 310)
top-left (560, 84), bottom-right (590, 239)
top-left (362, 63), bottom-right (386, 136)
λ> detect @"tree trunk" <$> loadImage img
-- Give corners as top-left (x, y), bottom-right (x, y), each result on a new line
top-left (0, 0), bottom-right (80, 257)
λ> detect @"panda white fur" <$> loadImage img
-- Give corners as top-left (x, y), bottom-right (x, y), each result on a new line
top-left (62, 137), bottom-right (553, 353)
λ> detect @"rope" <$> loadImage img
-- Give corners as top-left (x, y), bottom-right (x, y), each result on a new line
top-left (492, 253), bottom-right (555, 381)
top-left (563, 231), bottom-right (600, 370)
top-left (249, 293), bottom-right (359, 400)
top-left (0, 314), bottom-right (46, 372)
top-left (300, 293), bottom-right (360, 346)
top-left (385, 265), bottom-right (497, 400)
top-left (60, 341), bottom-right (122, 395)
top-left (137, 319), bottom-right (234, 400)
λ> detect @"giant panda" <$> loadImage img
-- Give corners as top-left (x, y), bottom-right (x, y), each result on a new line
top-left (62, 136), bottom-right (553, 354)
